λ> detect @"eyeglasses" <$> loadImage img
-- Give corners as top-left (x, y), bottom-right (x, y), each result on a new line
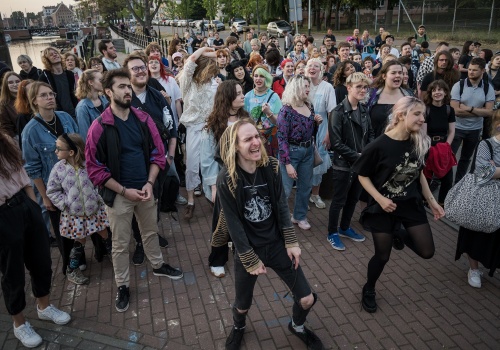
top-left (129, 65), bottom-right (148, 73)
top-left (38, 92), bottom-right (57, 99)
top-left (55, 146), bottom-right (69, 152)
top-left (353, 85), bottom-right (369, 91)
top-left (8, 80), bottom-right (21, 85)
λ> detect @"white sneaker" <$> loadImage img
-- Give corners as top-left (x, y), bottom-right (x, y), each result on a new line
top-left (468, 268), bottom-right (483, 288)
top-left (13, 322), bottom-right (42, 348)
top-left (210, 266), bottom-right (226, 278)
top-left (309, 195), bottom-right (326, 209)
top-left (291, 217), bottom-right (311, 230)
top-left (37, 304), bottom-right (71, 325)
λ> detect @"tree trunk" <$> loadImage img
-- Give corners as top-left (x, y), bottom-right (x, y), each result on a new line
top-left (324, 0), bottom-right (333, 30)
top-left (315, 0), bottom-right (321, 31)
top-left (335, 0), bottom-right (342, 31)
top-left (385, 0), bottom-right (395, 27)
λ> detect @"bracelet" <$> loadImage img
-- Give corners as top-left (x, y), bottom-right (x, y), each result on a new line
top-left (147, 180), bottom-right (154, 186)
top-left (120, 186), bottom-right (126, 196)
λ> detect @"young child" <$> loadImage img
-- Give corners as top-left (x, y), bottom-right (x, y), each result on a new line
top-left (47, 133), bottom-right (111, 285)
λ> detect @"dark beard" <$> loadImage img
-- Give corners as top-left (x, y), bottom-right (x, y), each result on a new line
top-left (113, 97), bottom-right (131, 109)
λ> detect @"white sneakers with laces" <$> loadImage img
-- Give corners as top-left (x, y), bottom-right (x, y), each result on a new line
top-left (309, 195), bottom-right (326, 209)
top-left (13, 322), bottom-right (42, 348)
top-left (37, 304), bottom-right (71, 325)
top-left (291, 217), bottom-right (311, 230)
top-left (468, 268), bottom-right (483, 288)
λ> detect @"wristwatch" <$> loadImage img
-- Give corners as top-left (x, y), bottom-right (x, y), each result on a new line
top-left (167, 155), bottom-right (174, 161)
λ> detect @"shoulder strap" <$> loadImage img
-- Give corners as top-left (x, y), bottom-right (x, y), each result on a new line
top-left (483, 79), bottom-right (489, 95)
top-left (470, 139), bottom-right (494, 173)
top-left (484, 139), bottom-right (494, 159)
top-left (266, 91), bottom-right (276, 104)
top-left (446, 105), bottom-right (450, 117)
top-left (459, 79), bottom-right (465, 97)
top-left (33, 116), bottom-right (57, 137)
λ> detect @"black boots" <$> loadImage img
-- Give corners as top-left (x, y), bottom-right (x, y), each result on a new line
top-left (362, 284), bottom-right (377, 313)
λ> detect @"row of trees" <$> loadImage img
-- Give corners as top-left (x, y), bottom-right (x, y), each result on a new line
top-left (10, 11), bottom-right (44, 28)
top-left (87, 0), bottom-right (500, 32)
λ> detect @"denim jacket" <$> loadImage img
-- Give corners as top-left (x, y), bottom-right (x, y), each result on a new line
top-left (22, 111), bottom-right (79, 185)
top-left (75, 96), bottom-right (109, 142)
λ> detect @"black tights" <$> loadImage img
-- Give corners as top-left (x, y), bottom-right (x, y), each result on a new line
top-left (366, 224), bottom-right (435, 288)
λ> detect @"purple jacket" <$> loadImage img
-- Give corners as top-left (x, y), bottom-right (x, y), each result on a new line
top-left (85, 106), bottom-right (166, 206)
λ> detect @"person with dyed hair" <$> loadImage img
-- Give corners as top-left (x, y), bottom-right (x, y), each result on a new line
top-left (217, 119), bottom-right (324, 350)
top-left (353, 96), bottom-right (444, 313)
top-left (244, 65), bottom-right (283, 157)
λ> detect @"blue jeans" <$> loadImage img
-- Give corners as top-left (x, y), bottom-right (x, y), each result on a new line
top-left (451, 128), bottom-right (481, 184)
top-left (280, 145), bottom-right (313, 221)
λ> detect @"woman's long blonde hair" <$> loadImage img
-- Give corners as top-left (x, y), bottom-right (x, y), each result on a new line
top-left (220, 118), bottom-right (269, 186)
top-left (385, 96), bottom-right (430, 164)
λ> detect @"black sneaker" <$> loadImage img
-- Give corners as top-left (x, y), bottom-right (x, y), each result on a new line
top-left (361, 285), bottom-right (377, 313)
top-left (115, 285), bottom-right (130, 312)
top-left (153, 263), bottom-right (184, 280)
top-left (132, 243), bottom-right (145, 265)
top-left (158, 234), bottom-right (169, 248)
top-left (225, 326), bottom-right (245, 350)
top-left (288, 322), bottom-right (324, 350)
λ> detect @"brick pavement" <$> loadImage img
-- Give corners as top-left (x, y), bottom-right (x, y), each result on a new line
top-left (1, 190), bottom-right (499, 349)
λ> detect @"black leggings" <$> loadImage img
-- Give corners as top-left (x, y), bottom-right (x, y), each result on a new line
top-left (366, 223), bottom-right (435, 288)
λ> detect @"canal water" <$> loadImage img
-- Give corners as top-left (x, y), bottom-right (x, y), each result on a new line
top-left (8, 36), bottom-right (61, 70)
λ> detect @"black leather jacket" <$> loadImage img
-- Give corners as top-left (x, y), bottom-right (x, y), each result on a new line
top-left (328, 97), bottom-right (374, 171)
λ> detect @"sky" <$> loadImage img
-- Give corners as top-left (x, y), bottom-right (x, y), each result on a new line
top-left (1, 0), bottom-right (77, 18)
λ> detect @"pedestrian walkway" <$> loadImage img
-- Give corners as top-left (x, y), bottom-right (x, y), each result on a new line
top-left (0, 191), bottom-right (499, 349)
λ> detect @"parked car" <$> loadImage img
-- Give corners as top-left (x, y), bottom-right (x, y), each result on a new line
top-left (231, 20), bottom-right (247, 34)
top-left (208, 20), bottom-right (225, 31)
top-left (267, 20), bottom-right (294, 37)
top-left (189, 20), bottom-right (198, 28)
top-left (152, 19), bottom-right (159, 25)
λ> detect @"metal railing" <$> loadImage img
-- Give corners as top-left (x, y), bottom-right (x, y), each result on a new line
top-left (109, 24), bottom-right (170, 58)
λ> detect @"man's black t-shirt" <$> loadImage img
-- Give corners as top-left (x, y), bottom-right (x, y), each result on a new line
top-left (239, 166), bottom-right (280, 248)
top-left (191, 38), bottom-right (202, 50)
top-left (115, 113), bottom-right (148, 190)
top-left (420, 71), bottom-right (444, 93)
top-left (213, 38), bottom-right (224, 47)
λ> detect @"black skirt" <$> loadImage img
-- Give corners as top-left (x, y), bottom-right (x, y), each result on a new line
top-left (455, 227), bottom-right (500, 277)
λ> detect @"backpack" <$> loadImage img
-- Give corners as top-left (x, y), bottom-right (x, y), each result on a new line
top-left (459, 78), bottom-right (489, 98)
top-left (160, 175), bottom-right (180, 213)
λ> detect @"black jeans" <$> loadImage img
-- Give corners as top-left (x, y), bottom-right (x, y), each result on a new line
top-left (233, 242), bottom-right (311, 309)
top-left (328, 170), bottom-right (363, 233)
top-left (0, 191), bottom-right (52, 315)
top-left (451, 128), bottom-right (481, 184)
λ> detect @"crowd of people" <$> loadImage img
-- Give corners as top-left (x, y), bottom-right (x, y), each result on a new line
top-left (0, 23), bottom-right (499, 349)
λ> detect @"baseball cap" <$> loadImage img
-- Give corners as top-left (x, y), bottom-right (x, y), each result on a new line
top-left (172, 52), bottom-right (183, 60)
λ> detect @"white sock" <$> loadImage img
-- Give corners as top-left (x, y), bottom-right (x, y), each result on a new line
top-left (292, 320), bottom-right (304, 333)
top-left (187, 202), bottom-right (194, 205)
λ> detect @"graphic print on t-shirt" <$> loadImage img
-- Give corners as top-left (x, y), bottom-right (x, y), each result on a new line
top-left (382, 152), bottom-right (420, 198)
top-left (243, 184), bottom-right (272, 222)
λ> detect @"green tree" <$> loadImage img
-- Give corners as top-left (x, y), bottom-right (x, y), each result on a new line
top-left (11, 11), bottom-right (25, 28)
top-left (202, 0), bottom-right (219, 20)
top-left (126, 0), bottom-right (163, 28)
